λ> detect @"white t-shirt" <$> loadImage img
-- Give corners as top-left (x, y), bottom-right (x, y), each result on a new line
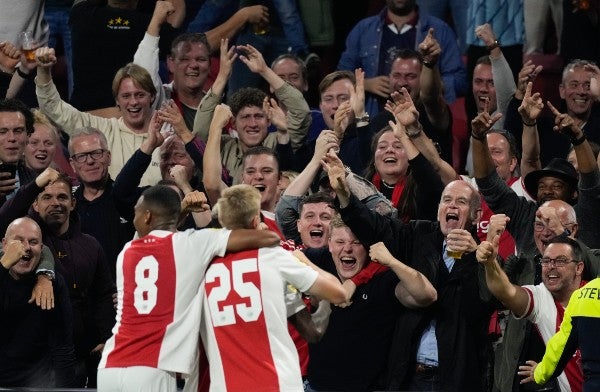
top-left (200, 246), bottom-right (318, 392)
top-left (99, 228), bottom-right (231, 375)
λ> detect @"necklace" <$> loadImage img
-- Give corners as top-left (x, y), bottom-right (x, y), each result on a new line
top-left (381, 180), bottom-right (396, 189)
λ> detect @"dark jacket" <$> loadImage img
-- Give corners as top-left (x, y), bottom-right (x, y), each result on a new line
top-left (0, 180), bottom-right (116, 358)
top-left (339, 194), bottom-right (494, 391)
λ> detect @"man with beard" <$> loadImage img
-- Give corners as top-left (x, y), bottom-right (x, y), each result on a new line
top-left (0, 168), bottom-right (115, 387)
top-left (477, 234), bottom-right (588, 392)
top-left (337, 0), bottom-right (466, 118)
top-left (0, 217), bottom-right (76, 388)
top-left (325, 151), bottom-right (494, 390)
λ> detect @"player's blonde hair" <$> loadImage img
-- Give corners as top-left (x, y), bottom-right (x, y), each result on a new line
top-left (213, 184), bottom-right (261, 229)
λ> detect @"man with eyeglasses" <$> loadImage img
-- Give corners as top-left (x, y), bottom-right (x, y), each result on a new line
top-left (68, 127), bottom-right (135, 278)
top-left (477, 235), bottom-right (587, 392)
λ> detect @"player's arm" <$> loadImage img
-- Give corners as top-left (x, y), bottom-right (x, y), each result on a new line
top-left (226, 229), bottom-right (280, 252)
top-left (294, 251), bottom-right (346, 305)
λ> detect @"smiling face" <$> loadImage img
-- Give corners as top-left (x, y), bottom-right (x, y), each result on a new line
top-left (241, 153), bottom-right (280, 212)
top-left (559, 65), bottom-right (593, 119)
top-left (33, 180), bottom-right (75, 235)
top-left (319, 78), bottom-right (353, 129)
top-left (374, 130), bottom-right (409, 181)
top-left (69, 134), bottom-right (111, 186)
top-left (272, 57), bottom-right (308, 92)
top-left (541, 242), bottom-right (583, 297)
top-left (25, 123), bottom-right (58, 172)
top-left (472, 63), bottom-right (497, 114)
top-left (168, 40), bottom-right (211, 93)
top-left (0, 111), bottom-right (28, 164)
top-left (115, 77), bottom-right (154, 132)
top-left (437, 180), bottom-right (480, 236)
top-left (536, 176), bottom-right (575, 205)
top-left (486, 132), bottom-right (517, 182)
top-left (328, 225), bottom-right (368, 282)
top-left (297, 202), bottom-right (334, 249)
top-left (234, 106), bottom-right (269, 149)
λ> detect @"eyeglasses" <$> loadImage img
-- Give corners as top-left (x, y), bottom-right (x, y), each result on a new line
top-left (539, 256), bottom-right (578, 267)
top-left (71, 149), bottom-right (106, 163)
top-left (534, 221), bottom-right (575, 232)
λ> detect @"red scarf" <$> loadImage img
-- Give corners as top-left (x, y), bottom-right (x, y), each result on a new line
top-left (372, 173), bottom-right (406, 207)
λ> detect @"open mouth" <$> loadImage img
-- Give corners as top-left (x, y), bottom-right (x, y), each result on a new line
top-left (309, 229), bottom-right (323, 239)
top-left (254, 185), bottom-right (266, 193)
top-left (34, 153), bottom-right (48, 161)
top-left (383, 157), bottom-right (397, 163)
top-left (340, 256), bottom-right (356, 269)
top-left (446, 213), bottom-right (459, 222)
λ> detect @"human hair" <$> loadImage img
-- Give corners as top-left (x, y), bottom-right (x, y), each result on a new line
top-left (547, 236), bottom-right (584, 262)
top-left (226, 87), bottom-right (267, 117)
top-left (328, 214), bottom-right (348, 237)
top-left (214, 184), bottom-right (261, 229)
top-left (156, 179), bottom-right (184, 199)
top-left (363, 127), bottom-right (417, 221)
top-left (111, 63), bottom-right (157, 100)
top-left (318, 70), bottom-right (355, 98)
top-left (67, 127), bottom-right (109, 155)
top-left (0, 98), bottom-right (34, 135)
top-left (140, 185), bottom-right (182, 222)
top-left (271, 53), bottom-right (308, 82)
top-left (385, 48), bottom-right (422, 75)
top-left (31, 109), bottom-right (60, 142)
top-left (38, 173), bottom-right (74, 199)
top-left (242, 146), bottom-right (280, 174)
top-left (561, 59), bottom-right (597, 83)
top-left (281, 170), bottom-right (299, 185)
top-left (299, 191), bottom-right (336, 215)
top-left (475, 55), bottom-right (492, 67)
top-left (170, 32), bottom-right (211, 57)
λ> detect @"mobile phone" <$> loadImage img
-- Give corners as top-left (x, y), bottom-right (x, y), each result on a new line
top-left (0, 163), bottom-right (17, 180)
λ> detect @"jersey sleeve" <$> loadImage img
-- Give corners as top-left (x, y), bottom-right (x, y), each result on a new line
top-left (275, 248), bottom-right (319, 294)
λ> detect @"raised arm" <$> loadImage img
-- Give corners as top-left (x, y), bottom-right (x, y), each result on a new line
top-left (518, 82), bottom-right (544, 177)
top-left (204, 5), bottom-right (268, 53)
top-left (203, 103), bottom-right (231, 205)
top-left (369, 242), bottom-right (437, 308)
top-left (471, 98), bottom-right (504, 179)
top-left (476, 229), bottom-right (530, 316)
top-left (193, 39), bottom-right (236, 140)
top-left (418, 28), bottom-right (450, 130)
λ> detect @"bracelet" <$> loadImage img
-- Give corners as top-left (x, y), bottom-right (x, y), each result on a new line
top-left (16, 67), bottom-right (33, 80)
top-left (422, 59), bottom-right (434, 68)
top-left (406, 126), bottom-right (423, 138)
top-left (487, 40), bottom-right (500, 51)
top-left (571, 134), bottom-right (587, 146)
top-left (522, 119), bottom-right (537, 127)
top-left (471, 131), bottom-right (487, 141)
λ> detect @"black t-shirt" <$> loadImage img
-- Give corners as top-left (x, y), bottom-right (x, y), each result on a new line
top-left (69, 1), bottom-right (179, 110)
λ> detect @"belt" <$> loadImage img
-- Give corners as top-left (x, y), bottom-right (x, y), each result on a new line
top-left (415, 363), bottom-right (438, 374)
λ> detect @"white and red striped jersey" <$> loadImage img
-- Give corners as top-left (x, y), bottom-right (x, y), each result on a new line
top-left (98, 228), bottom-right (231, 375)
top-left (520, 284), bottom-right (583, 392)
top-left (200, 246), bottom-right (318, 392)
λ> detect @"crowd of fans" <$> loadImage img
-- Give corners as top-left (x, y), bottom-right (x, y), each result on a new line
top-left (1, 0), bottom-right (600, 391)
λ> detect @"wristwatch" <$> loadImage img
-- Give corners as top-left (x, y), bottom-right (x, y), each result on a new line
top-left (36, 270), bottom-right (55, 281)
top-left (406, 125), bottom-right (423, 138)
top-left (355, 113), bottom-right (370, 124)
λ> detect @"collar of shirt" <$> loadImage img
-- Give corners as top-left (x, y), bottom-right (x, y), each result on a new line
top-left (385, 11), bottom-right (418, 35)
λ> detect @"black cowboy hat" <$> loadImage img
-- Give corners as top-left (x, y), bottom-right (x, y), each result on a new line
top-left (523, 158), bottom-right (578, 198)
